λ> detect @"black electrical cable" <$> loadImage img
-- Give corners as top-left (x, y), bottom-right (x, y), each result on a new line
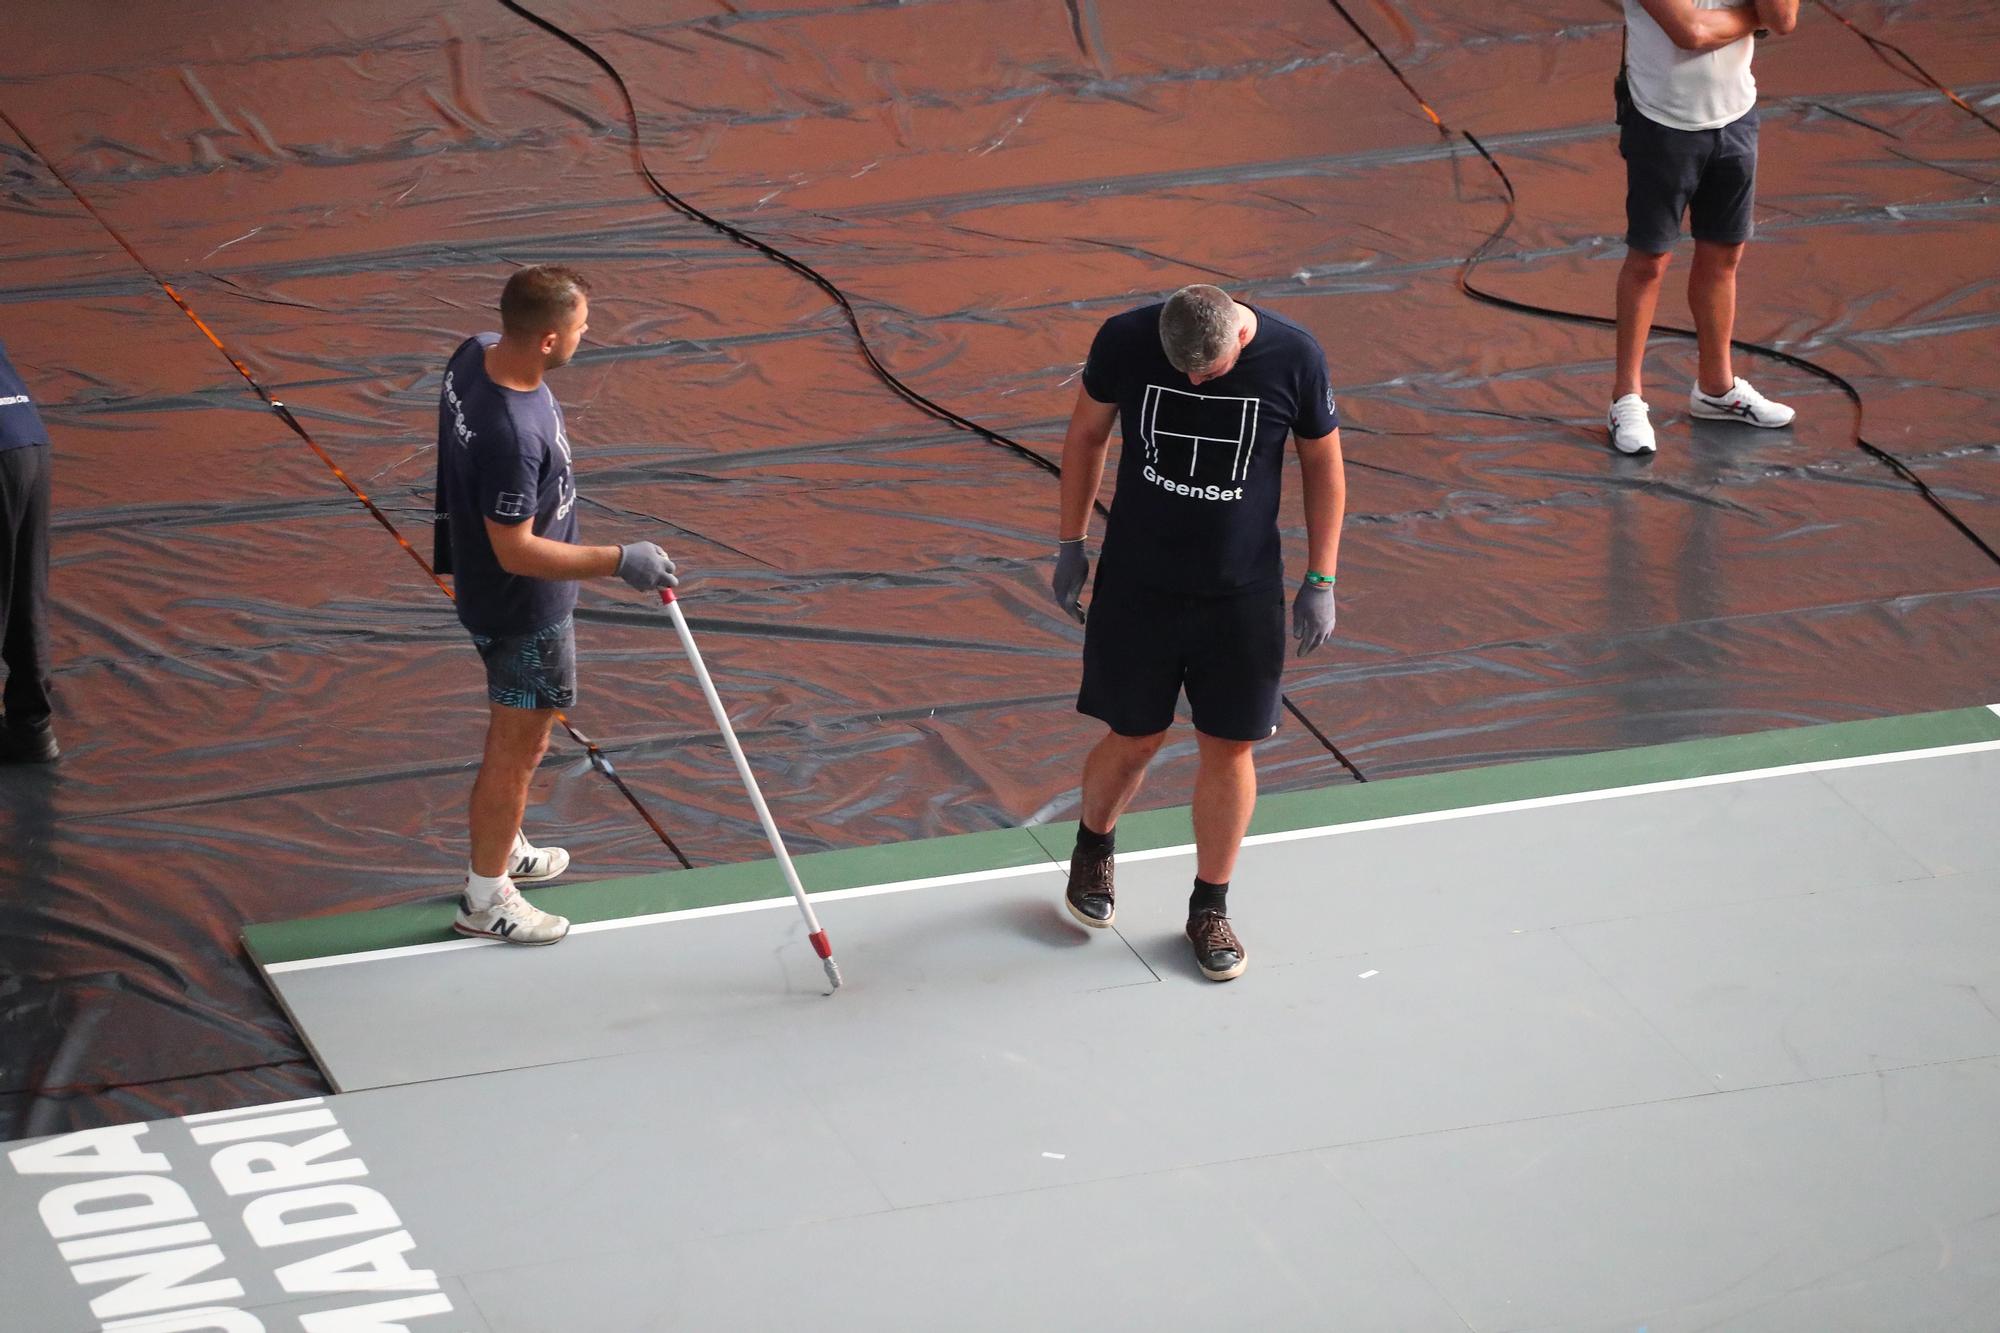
top-left (1321, 0), bottom-right (2000, 570)
top-left (0, 106), bottom-right (696, 870)
top-left (497, 0), bottom-right (1372, 783)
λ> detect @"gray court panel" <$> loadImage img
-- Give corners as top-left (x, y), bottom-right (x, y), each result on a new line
top-left (458, 1151), bottom-right (1476, 1333)
top-left (0, 1114), bottom-right (513, 1332)
top-left (5, 1282), bottom-right (495, 1333)
top-left (2, 1043), bottom-right (887, 1329)
top-left (1100, 769), bottom-right (1929, 966)
top-left (777, 926), bottom-right (1711, 1209)
top-left (272, 866), bottom-right (1166, 1091)
top-left (1324, 1056), bottom-right (2000, 1333)
top-left (1815, 748), bottom-right (2000, 878)
top-left (272, 767), bottom-right (1934, 1095)
top-left (1528, 1210), bottom-right (2000, 1333)
top-left (1562, 875), bottom-right (2000, 1091)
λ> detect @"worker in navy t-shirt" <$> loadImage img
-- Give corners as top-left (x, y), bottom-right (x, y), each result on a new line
top-left (0, 340), bottom-right (58, 763)
top-left (1049, 284), bottom-right (1347, 981)
top-left (433, 264), bottom-right (680, 946)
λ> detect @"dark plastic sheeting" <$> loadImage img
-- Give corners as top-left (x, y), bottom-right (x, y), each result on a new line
top-left (2, 0), bottom-right (1996, 1136)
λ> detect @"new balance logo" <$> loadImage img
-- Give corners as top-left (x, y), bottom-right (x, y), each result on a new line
top-left (492, 918), bottom-right (516, 938)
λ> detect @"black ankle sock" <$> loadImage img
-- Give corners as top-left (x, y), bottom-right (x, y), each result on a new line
top-left (1189, 878), bottom-right (1228, 917)
top-left (1075, 822), bottom-right (1115, 858)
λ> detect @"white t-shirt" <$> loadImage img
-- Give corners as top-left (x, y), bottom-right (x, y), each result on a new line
top-left (1624, 0), bottom-right (1758, 131)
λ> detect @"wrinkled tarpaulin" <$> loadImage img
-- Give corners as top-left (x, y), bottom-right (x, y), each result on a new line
top-left (1, 0), bottom-right (1995, 1136)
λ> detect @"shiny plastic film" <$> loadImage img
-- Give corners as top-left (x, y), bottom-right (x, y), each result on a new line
top-left (1, 0), bottom-right (1996, 1133)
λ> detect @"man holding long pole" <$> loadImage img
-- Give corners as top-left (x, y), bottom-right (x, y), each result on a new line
top-left (435, 264), bottom-right (680, 945)
top-left (1051, 284), bottom-right (1346, 982)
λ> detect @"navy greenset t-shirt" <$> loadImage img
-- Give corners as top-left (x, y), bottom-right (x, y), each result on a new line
top-left (1082, 304), bottom-right (1337, 596)
top-left (0, 341), bottom-right (52, 453)
top-left (436, 334), bottom-right (580, 637)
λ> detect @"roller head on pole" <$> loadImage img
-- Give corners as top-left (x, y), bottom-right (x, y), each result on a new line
top-left (810, 930), bottom-right (843, 993)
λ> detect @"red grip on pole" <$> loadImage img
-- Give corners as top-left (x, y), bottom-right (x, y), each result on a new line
top-left (809, 930), bottom-right (833, 960)
top-left (659, 587), bottom-right (677, 605)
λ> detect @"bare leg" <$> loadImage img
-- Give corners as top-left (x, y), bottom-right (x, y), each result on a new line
top-left (1688, 239), bottom-right (1745, 397)
top-left (469, 703), bottom-right (556, 877)
top-left (1191, 730), bottom-right (1258, 885)
top-left (1080, 728), bottom-right (1168, 833)
top-left (1614, 247), bottom-right (1673, 400)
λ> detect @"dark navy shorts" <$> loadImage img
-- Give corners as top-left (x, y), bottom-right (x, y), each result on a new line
top-left (470, 614), bottom-right (576, 711)
top-left (1621, 106), bottom-right (1758, 253)
top-left (1078, 581), bottom-right (1284, 743)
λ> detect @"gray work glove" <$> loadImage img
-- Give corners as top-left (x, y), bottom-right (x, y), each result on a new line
top-left (1292, 581), bottom-right (1336, 657)
top-left (616, 542), bottom-right (679, 591)
top-left (1051, 539), bottom-right (1089, 623)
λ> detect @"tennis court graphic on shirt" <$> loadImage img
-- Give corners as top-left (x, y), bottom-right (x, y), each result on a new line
top-left (1140, 384), bottom-right (1261, 486)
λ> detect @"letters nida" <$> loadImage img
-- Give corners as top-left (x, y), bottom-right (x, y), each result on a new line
top-left (8, 1097), bottom-right (459, 1331)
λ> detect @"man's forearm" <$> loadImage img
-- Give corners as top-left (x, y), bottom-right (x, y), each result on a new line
top-left (1058, 429), bottom-right (1111, 541)
top-left (1688, 5), bottom-right (1759, 51)
top-left (1642, 0), bottom-right (1760, 51)
top-left (1298, 433), bottom-right (1345, 577)
top-left (505, 537), bottom-right (622, 582)
top-left (1753, 0), bottom-right (1799, 35)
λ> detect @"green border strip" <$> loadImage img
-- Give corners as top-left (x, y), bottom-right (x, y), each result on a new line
top-left (1026, 704), bottom-right (2000, 860)
top-left (244, 704), bottom-right (2000, 968)
top-left (244, 825), bottom-right (1053, 969)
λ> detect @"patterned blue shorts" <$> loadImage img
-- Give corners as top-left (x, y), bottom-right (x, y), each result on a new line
top-left (470, 615), bottom-right (576, 711)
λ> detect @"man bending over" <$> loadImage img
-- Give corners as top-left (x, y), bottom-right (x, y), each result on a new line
top-left (1051, 284), bottom-right (1346, 982)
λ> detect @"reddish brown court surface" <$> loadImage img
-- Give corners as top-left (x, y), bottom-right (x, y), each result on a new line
top-left (2, 1), bottom-right (1997, 1136)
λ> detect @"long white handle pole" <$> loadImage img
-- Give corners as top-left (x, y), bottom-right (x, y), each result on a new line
top-left (660, 589), bottom-right (842, 992)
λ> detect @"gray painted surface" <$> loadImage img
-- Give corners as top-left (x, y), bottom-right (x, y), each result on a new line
top-left (6, 752), bottom-right (1996, 1331)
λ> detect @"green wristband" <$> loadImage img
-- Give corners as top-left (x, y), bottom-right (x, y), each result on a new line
top-left (1304, 571), bottom-right (1336, 586)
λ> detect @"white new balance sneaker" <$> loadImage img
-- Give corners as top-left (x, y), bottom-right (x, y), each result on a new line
top-left (453, 884), bottom-right (569, 945)
top-left (1689, 377), bottom-right (1795, 428)
top-left (510, 830), bottom-right (570, 883)
top-left (1608, 394), bottom-right (1657, 454)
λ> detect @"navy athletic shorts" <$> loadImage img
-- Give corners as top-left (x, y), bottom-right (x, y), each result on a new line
top-left (470, 614), bottom-right (576, 711)
top-left (1078, 582), bottom-right (1284, 742)
top-left (1620, 105), bottom-right (1758, 254)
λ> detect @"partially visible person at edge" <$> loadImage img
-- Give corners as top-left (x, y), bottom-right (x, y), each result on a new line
top-left (1050, 284), bottom-right (1345, 982)
top-left (0, 339), bottom-right (57, 764)
top-left (1608, 0), bottom-right (1801, 455)
top-left (435, 265), bottom-right (679, 946)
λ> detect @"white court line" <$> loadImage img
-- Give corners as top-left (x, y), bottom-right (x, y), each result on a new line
top-left (266, 861), bottom-right (1054, 973)
top-left (265, 733), bottom-right (2000, 974)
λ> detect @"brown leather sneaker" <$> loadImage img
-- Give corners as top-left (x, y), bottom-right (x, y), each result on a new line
top-left (1064, 849), bottom-right (1115, 928)
top-left (1186, 909), bottom-right (1246, 981)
